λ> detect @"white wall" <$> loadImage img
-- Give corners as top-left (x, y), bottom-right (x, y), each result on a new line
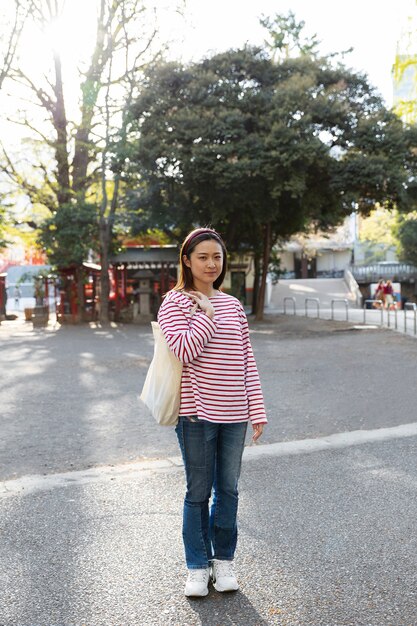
top-left (316, 250), bottom-right (351, 272)
top-left (278, 251), bottom-right (295, 272)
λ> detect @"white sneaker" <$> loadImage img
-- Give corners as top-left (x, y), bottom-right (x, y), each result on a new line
top-left (184, 568), bottom-right (210, 597)
top-left (210, 559), bottom-right (239, 592)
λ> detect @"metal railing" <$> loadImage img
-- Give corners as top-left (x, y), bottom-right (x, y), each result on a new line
top-left (331, 299), bottom-right (349, 321)
top-left (351, 263), bottom-right (417, 283)
top-left (305, 298), bottom-right (320, 318)
top-left (387, 306), bottom-right (398, 330)
top-left (363, 300), bottom-right (383, 325)
top-left (283, 296), bottom-right (296, 315)
top-left (404, 302), bottom-right (417, 335)
top-left (277, 294), bottom-right (417, 338)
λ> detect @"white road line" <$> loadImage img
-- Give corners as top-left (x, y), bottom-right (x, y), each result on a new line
top-left (1, 422), bottom-right (417, 499)
top-left (244, 421), bottom-right (417, 459)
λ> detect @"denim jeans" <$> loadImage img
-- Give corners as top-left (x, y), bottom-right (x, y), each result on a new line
top-left (175, 416), bottom-right (248, 569)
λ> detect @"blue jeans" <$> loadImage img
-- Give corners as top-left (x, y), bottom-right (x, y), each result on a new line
top-left (175, 416), bottom-right (248, 569)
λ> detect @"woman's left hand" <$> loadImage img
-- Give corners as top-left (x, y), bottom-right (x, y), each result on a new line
top-left (252, 423), bottom-right (265, 442)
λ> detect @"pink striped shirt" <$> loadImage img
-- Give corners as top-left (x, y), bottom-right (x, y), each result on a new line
top-left (157, 290), bottom-right (267, 424)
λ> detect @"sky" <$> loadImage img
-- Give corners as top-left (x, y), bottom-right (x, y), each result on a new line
top-left (2, 0), bottom-right (417, 151)
top-left (170, 0), bottom-right (417, 106)
top-left (5, 0), bottom-right (417, 113)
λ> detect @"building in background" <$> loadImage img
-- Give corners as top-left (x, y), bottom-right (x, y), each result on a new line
top-left (277, 217), bottom-right (355, 279)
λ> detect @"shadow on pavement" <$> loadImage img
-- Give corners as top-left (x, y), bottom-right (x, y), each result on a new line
top-left (186, 589), bottom-right (270, 626)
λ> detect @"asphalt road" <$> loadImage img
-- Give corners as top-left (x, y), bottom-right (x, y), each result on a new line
top-left (1, 316), bottom-right (417, 481)
top-left (1, 315), bottom-right (417, 625)
top-left (1, 437), bottom-right (416, 626)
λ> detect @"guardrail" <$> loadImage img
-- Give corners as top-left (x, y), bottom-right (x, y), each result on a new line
top-left (387, 306), bottom-right (398, 330)
top-left (363, 300), bottom-right (383, 325)
top-left (351, 263), bottom-right (417, 283)
top-left (279, 296), bottom-right (417, 338)
top-left (331, 299), bottom-right (349, 321)
top-left (305, 298), bottom-right (320, 318)
top-left (404, 302), bottom-right (417, 335)
top-left (283, 296), bottom-right (296, 315)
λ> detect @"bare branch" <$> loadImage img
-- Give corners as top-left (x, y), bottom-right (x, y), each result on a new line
top-left (10, 69), bottom-right (56, 113)
top-left (34, 162), bottom-right (58, 196)
top-left (0, 0), bottom-right (33, 90)
top-left (6, 117), bottom-right (55, 147)
top-left (0, 141), bottom-right (57, 211)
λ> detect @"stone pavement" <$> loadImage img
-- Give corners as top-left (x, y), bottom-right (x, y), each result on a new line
top-left (1, 315), bottom-right (417, 625)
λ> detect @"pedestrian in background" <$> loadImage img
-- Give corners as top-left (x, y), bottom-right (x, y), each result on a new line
top-left (157, 227), bottom-right (267, 597)
top-left (13, 285), bottom-right (21, 310)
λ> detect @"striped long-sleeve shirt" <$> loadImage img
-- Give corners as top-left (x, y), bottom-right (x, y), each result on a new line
top-left (157, 289), bottom-right (267, 424)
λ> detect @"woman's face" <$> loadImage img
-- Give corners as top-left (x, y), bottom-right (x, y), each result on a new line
top-left (183, 239), bottom-right (223, 288)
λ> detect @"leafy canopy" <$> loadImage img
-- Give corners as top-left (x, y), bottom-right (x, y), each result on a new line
top-left (125, 46), bottom-right (410, 254)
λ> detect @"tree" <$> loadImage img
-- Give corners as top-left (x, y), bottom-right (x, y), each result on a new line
top-left (124, 43), bottom-right (411, 318)
top-left (260, 11), bottom-right (320, 60)
top-left (0, 0), bottom-right (176, 322)
top-left (0, 1), bottom-right (32, 91)
top-left (357, 206), bottom-right (399, 263)
top-left (396, 213), bottom-right (417, 266)
top-left (0, 1), bottom-right (33, 247)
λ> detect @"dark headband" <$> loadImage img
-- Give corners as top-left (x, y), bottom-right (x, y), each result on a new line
top-left (183, 229), bottom-right (222, 254)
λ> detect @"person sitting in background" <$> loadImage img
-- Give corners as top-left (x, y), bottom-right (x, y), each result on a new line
top-left (373, 279), bottom-right (385, 309)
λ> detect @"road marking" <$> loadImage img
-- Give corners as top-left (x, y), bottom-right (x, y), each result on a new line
top-left (244, 421), bottom-right (417, 459)
top-left (1, 422), bottom-right (417, 499)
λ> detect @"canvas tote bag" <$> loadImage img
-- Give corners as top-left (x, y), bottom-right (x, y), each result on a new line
top-left (140, 321), bottom-right (183, 426)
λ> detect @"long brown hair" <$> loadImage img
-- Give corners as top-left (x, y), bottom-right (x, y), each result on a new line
top-left (173, 228), bottom-right (228, 291)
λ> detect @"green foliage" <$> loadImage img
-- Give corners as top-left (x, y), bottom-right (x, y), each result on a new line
top-left (37, 202), bottom-right (99, 268)
top-left (268, 249), bottom-right (282, 284)
top-left (359, 208), bottom-right (398, 247)
top-left (260, 11), bottom-right (320, 60)
top-left (0, 205), bottom-right (8, 249)
top-left (396, 213), bottom-right (417, 266)
top-left (124, 46), bottom-right (409, 255)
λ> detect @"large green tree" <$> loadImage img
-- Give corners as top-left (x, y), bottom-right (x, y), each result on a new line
top-left (124, 45), bottom-right (411, 317)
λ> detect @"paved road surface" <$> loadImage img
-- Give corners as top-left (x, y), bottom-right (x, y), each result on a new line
top-left (1, 316), bottom-right (416, 625)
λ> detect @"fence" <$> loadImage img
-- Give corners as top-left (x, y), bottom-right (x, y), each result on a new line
top-left (351, 263), bottom-right (417, 283)
top-left (279, 297), bottom-right (417, 337)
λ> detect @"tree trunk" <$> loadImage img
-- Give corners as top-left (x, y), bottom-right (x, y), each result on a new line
top-left (251, 252), bottom-right (261, 316)
top-left (99, 218), bottom-right (111, 325)
top-left (52, 51), bottom-right (71, 206)
top-left (75, 266), bottom-right (84, 323)
top-left (255, 222), bottom-right (272, 321)
top-left (72, 0), bottom-right (119, 195)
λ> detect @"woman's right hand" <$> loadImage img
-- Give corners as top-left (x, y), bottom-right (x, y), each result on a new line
top-left (187, 291), bottom-right (215, 319)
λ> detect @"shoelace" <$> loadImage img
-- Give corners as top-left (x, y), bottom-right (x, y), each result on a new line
top-left (188, 568), bottom-right (208, 582)
top-left (214, 561), bottom-right (234, 578)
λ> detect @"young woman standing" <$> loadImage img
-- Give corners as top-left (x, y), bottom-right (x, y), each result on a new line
top-left (157, 228), bottom-right (267, 597)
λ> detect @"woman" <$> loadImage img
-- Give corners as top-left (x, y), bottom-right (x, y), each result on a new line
top-left (384, 279), bottom-right (395, 309)
top-left (374, 279), bottom-right (385, 309)
top-left (158, 228), bottom-right (267, 597)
